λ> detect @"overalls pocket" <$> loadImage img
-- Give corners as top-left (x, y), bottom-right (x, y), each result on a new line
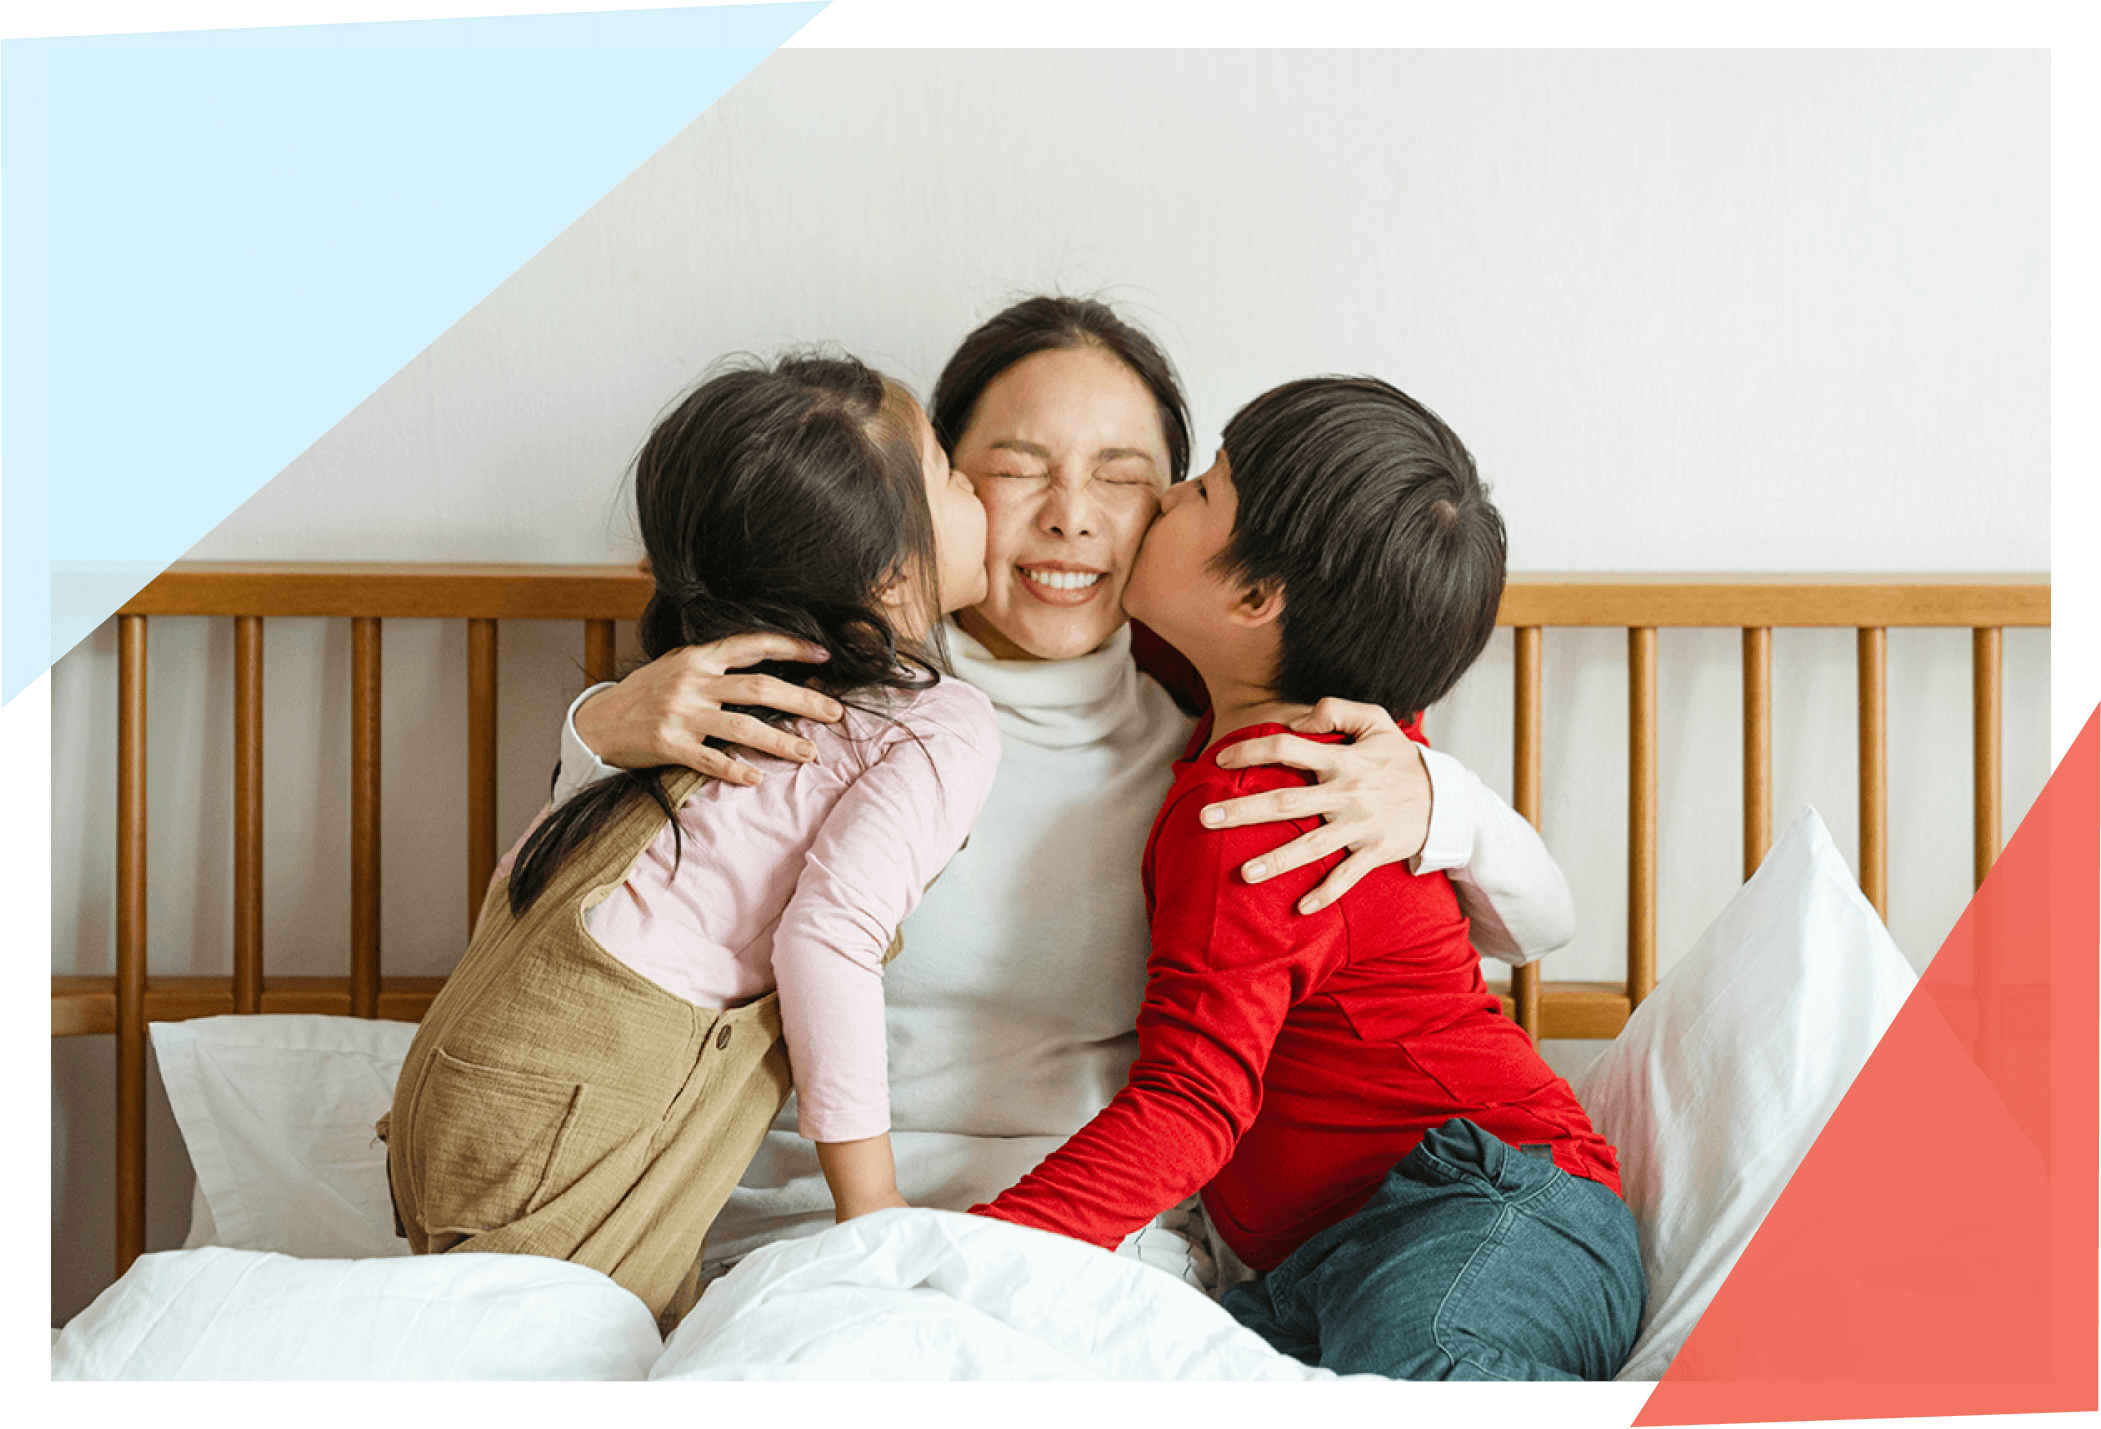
top-left (410, 1047), bottom-right (586, 1238)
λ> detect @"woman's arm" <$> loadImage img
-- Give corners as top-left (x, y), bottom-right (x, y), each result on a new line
top-left (1205, 698), bottom-right (1574, 963)
top-left (558, 635), bottom-right (847, 798)
top-left (1410, 747), bottom-right (1575, 965)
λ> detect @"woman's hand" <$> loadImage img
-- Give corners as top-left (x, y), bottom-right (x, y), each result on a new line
top-left (572, 635), bottom-right (845, 788)
top-left (1204, 697), bottom-right (1432, 916)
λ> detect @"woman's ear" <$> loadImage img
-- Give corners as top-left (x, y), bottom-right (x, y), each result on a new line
top-left (1228, 581), bottom-right (1285, 629)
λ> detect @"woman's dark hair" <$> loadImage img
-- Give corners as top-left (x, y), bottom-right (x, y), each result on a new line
top-left (1217, 376), bottom-right (1506, 723)
top-left (507, 351), bottom-right (944, 917)
top-left (931, 295), bottom-right (1193, 482)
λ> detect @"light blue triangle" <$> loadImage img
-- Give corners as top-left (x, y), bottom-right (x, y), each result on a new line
top-left (1, 3), bottom-right (826, 703)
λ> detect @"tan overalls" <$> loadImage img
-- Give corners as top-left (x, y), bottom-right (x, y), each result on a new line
top-left (380, 770), bottom-right (845, 1329)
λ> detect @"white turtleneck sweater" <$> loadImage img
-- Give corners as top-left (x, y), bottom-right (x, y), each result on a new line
top-left (551, 624), bottom-right (1571, 1266)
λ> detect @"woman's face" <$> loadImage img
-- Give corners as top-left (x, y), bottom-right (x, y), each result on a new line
top-left (950, 346), bottom-right (1173, 661)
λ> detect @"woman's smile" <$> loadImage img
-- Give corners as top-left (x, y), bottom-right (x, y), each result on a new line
top-left (1017, 562), bottom-right (1110, 600)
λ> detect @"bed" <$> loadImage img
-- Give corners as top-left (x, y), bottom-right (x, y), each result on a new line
top-left (48, 563), bottom-right (2049, 1380)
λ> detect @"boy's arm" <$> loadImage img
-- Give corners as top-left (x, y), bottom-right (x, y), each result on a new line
top-left (970, 786), bottom-right (1344, 1249)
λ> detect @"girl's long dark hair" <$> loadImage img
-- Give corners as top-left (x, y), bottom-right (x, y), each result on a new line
top-left (505, 352), bottom-right (945, 918)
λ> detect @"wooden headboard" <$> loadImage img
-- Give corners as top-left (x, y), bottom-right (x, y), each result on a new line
top-left (51, 563), bottom-right (2051, 1273)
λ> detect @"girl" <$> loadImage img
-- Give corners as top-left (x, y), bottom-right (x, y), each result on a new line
top-left (380, 353), bottom-right (999, 1329)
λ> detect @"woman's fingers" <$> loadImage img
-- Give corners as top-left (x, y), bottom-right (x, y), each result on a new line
top-left (1299, 850), bottom-right (1378, 915)
top-left (1200, 700), bottom-right (1432, 913)
top-left (1238, 820), bottom-right (1347, 885)
top-left (1199, 781), bottom-right (1340, 831)
top-left (1211, 732), bottom-right (1343, 777)
top-left (680, 742), bottom-right (765, 789)
top-left (1286, 696), bottom-right (1400, 740)
top-left (713, 672), bottom-right (844, 724)
top-left (703, 631), bottom-right (835, 674)
top-left (574, 640), bottom-right (839, 774)
top-left (695, 708), bottom-right (819, 764)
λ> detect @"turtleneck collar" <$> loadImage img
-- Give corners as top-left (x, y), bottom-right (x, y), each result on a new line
top-left (946, 621), bottom-right (1149, 750)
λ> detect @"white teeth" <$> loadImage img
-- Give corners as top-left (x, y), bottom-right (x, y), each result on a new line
top-left (1021, 568), bottom-right (1105, 592)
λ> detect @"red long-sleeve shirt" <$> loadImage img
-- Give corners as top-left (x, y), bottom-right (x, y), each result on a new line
top-left (974, 717), bottom-right (1620, 1271)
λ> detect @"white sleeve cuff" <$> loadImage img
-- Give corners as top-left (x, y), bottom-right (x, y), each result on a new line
top-left (553, 682), bottom-right (624, 806)
top-left (1411, 746), bottom-right (1479, 875)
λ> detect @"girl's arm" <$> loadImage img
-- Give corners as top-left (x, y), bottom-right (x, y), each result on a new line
top-left (767, 682), bottom-right (1000, 1214)
top-left (1205, 698), bottom-right (1574, 963)
top-left (815, 1135), bottom-right (910, 1221)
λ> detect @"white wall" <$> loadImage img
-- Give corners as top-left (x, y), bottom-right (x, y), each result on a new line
top-left (49, 49), bottom-right (2050, 1324)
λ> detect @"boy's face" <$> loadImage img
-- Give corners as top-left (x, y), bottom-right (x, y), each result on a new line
top-left (1123, 452), bottom-right (1252, 658)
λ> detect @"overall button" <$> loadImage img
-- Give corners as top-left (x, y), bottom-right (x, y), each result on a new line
top-left (715, 1025), bottom-right (733, 1051)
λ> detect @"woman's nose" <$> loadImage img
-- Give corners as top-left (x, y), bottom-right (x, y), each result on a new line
top-left (1038, 481), bottom-right (1100, 538)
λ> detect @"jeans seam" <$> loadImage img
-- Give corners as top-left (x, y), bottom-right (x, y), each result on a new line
top-left (1505, 1165), bottom-right (1570, 1211)
top-left (1430, 1202), bottom-right (1514, 1374)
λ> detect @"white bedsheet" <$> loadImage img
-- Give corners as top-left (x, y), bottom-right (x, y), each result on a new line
top-left (52, 1213), bottom-right (1341, 1381)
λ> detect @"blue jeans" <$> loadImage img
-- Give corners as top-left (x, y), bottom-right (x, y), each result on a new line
top-left (1223, 1118), bottom-right (1646, 1380)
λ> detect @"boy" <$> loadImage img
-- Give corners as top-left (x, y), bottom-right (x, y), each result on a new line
top-left (972, 377), bottom-right (1646, 1380)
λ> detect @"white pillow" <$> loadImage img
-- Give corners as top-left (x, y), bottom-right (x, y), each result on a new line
top-left (153, 1014), bottom-right (418, 1260)
top-left (1575, 806), bottom-right (1915, 1381)
top-left (51, 1246), bottom-right (661, 1380)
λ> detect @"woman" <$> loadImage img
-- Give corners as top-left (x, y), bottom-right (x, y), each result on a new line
top-left (553, 297), bottom-right (1572, 1272)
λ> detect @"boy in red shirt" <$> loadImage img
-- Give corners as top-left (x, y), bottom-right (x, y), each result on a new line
top-left (973, 377), bottom-right (1645, 1379)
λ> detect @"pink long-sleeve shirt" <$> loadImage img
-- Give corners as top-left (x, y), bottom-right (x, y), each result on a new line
top-left (493, 676), bottom-right (999, 1144)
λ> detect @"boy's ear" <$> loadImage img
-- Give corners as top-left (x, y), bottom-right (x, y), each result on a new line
top-left (1228, 580), bottom-right (1285, 629)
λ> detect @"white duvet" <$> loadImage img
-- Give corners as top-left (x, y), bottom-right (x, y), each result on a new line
top-left (653, 1208), bottom-right (1337, 1381)
top-left (53, 1210), bottom-right (1339, 1381)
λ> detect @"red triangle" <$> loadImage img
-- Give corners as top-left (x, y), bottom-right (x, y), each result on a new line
top-left (1635, 708), bottom-right (2097, 1424)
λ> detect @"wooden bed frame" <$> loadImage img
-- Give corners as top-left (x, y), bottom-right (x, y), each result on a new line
top-left (50, 563), bottom-right (2051, 1275)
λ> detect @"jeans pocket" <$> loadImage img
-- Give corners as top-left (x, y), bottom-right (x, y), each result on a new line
top-left (411, 1047), bottom-right (585, 1237)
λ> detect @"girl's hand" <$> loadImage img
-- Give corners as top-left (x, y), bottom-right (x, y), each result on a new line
top-left (1203, 697), bottom-right (1432, 916)
top-left (573, 635), bottom-right (845, 789)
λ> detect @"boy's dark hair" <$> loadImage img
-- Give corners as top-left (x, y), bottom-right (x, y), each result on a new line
top-left (1218, 376), bottom-right (1505, 722)
top-left (507, 351), bottom-right (944, 918)
top-left (931, 294), bottom-right (1193, 483)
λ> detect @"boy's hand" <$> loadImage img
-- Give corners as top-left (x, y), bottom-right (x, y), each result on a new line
top-left (574, 636), bottom-right (845, 788)
top-left (1203, 698), bottom-right (1432, 915)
